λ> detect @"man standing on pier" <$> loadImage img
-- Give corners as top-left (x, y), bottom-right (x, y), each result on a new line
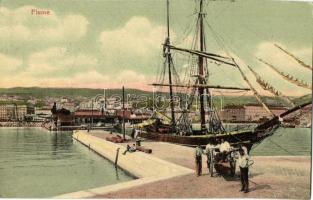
top-left (238, 146), bottom-right (254, 193)
top-left (194, 145), bottom-right (203, 176)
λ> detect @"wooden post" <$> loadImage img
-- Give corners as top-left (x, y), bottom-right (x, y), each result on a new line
top-left (166, 0), bottom-right (176, 133)
top-left (115, 148), bottom-right (120, 169)
top-left (198, 0), bottom-right (206, 134)
top-left (122, 86), bottom-right (126, 140)
top-left (91, 99), bottom-right (94, 129)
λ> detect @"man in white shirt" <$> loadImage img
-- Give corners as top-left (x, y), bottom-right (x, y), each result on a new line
top-left (219, 139), bottom-right (231, 153)
top-left (218, 139), bottom-right (231, 161)
top-left (238, 146), bottom-right (254, 193)
top-left (205, 142), bottom-right (219, 168)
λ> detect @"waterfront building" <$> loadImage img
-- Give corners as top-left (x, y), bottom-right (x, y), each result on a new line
top-left (79, 100), bottom-right (103, 110)
top-left (283, 104), bottom-right (312, 127)
top-left (0, 105), bottom-right (13, 121)
top-left (27, 99), bottom-right (37, 105)
top-left (116, 109), bottom-right (132, 120)
top-left (129, 112), bottom-right (150, 124)
top-left (219, 105), bottom-right (246, 122)
top-left (79, 97), bottom-right (132, 111)
top-left (74, 109), bottom-right (105, 124)
top-left (74, 109), bottom-right (117, 125)
top-left (35, 108), bottom-right (52, 115)
top-left (51, 104), bottom-right (74, 127)
top-left (60, 102), bottom-right (76, 112)
top-left (34, 107), bottom-right (52, 121)
top-left (219, 104), bottom-right (288, 122)
top-left (0, 105), bottom-right (29, 121)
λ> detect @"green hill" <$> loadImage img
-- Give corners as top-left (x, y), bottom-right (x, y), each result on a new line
top-left (292, 94), bottom-right (312, 105)
top-left (0, 87), bottom-right (152, 99)
top-left (0, 87), bottom-right (310, 108)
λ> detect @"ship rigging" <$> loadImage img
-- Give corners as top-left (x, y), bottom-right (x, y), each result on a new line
top-left (138, 0), bottom-right (311, 149)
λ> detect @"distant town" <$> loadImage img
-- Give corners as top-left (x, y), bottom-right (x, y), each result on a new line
top-left (0, 87), bottom-right (311, 130)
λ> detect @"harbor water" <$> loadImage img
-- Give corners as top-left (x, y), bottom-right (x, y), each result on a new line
top-left (251, 127), bottom-right (311, 156)
top-left (0, 128), bottom-right (134, 198)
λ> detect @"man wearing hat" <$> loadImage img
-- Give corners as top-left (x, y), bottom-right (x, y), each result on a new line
top-left (194, 144), bottom-right (204, 176)
top-left (238, 146), bottom-right (254, 193)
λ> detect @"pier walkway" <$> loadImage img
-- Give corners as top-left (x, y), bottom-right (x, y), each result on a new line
top-left (55, 130), bottom-right (193, 198)
top-left (56, 130), bottom-right (311, 199)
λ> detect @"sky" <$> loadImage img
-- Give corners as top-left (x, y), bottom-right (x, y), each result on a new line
top-left (0, 0), bottom-right (312, 96)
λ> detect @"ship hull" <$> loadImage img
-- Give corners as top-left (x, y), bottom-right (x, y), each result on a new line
top-left (138, 130), bottom-right (257, 148)
top-left (139, 102), bottom-right (310, 149)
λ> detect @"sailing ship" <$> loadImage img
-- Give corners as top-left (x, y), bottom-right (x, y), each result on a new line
top-left (137, 0), bottom-right (311, 151)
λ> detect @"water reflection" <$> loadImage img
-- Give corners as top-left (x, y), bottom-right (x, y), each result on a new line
top-left (0, 128), bottom-right (134, 198)
top-left (115, 168), bottom-right (120, 180)
top-left (51, 132), bottom-right (73, 155)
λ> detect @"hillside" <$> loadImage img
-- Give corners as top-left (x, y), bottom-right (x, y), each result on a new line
top-left (0, 87), bottom-right (310, 108)
top-left (292, 94), bottom-right (312, 105)
top-left (0, 87), bottom-right (151, 99)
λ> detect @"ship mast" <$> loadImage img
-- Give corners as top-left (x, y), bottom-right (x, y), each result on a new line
top-left (166, 0), bottom-right (176, 132)
top-left (198, 0), bottom-right (206, 134)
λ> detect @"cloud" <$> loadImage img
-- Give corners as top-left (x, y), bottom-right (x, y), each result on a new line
top-left (52, 70), bottom-right (110, 88)
top-left (0, 6), bottom-right (89, 41)
top-left (0, 15), bottom-right (172, 91)
top-left (0, 70), bottom-right (106, 88)
top-left (100, 17), bottom-right (167, 56)
top-left (255, 42), bottom-right (311, 71)
top-left (26, 47), bottom-right (98, 77)
top-left (0, 53), bottom-right (22, 74)
top-left (99, 16), bottom-right (174, 73)
top-left (0, 69), bottom-right (152, 91)
top-left (205, 45), bottom-right (311, 97)
top-left (115, 70), bottom-right (151, 88)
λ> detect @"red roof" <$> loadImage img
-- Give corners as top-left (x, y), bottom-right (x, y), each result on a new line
top-left (74, 110), bottom-right (103, 117)
top-left (116, 110), bottom-right (132, 118)
top-left (130, 116), bottom-right (150, 120)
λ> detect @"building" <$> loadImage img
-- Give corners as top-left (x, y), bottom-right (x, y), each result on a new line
top-left (33, 107), bottom-right (52, 121)
top-left (0, 105), bottom-right (13, 121)
top-left (116, 109), bottom-right (132, 120)
top-left (60, 102), bottom-right (76, 112)
top-left (129, 112), bottom-right (150, 124)
top-left (219, 104), bottom-right (288, 122)
top-left (74, 109), bottom-right (105, 124)
top-left (74, 109), bottom-right (117, 125)
top-left (79, 96), bottom-right (132, 111)
top-left (35, 108), bottom-right (52, 116)
top-left (52, 107), bottom-right (74, 127)
top-left (0, 105), bottom-right (29, 121)
top-left (219, 105), bottom-right (245, 122)
top-left (283, 104), bottom-right (312, 127)
top-left (79, 100), bottom-right (103, 110)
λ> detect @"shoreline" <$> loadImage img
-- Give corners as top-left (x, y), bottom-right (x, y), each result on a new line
top-left (72, 134), bottom-right (138, 180)
top-left (0, 126), bottom-right (46, 130)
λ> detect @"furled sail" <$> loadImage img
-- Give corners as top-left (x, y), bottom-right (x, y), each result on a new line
top-left (275, 44), bottom-right (312, 71)
top-left (246, 65), bottom-right (295, 107)
top-left (164, 44), bottom-right (236, 67)
top-left (257, 58), bottom-right (311, 90)
top-left (232, 59), bottom-right (275, 117)
top-left (150, 83), bottom-right (250, 90)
